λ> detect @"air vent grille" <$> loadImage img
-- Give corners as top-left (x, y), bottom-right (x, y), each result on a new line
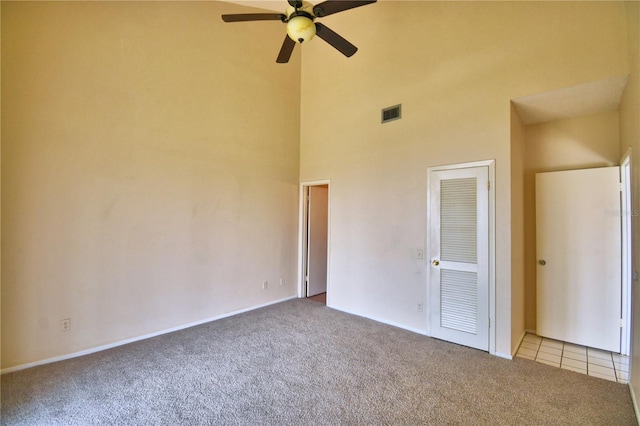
top-left (381, 104), bottom-right (402, 123)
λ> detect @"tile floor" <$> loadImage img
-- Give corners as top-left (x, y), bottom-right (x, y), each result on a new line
top-left (515, 333), bottom-right (629, 384)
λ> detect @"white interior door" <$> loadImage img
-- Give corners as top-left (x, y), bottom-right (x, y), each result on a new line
top-left (536, 167), bottom-right (621, 352)
top-left (307, 186), bottom-right (328, 297)
top-left (429, 166), bottom-right (489, 351)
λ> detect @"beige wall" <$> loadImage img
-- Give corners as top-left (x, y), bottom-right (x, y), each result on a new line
top-left (300, 1), bottom-right (629, 356)
top-left (523, 112), bottom-right (622, 331)
top-left (620, 1), bottom-right (640, 407)
top-left (510, 104), bottom-right (526, 350)
top-left (1, 2), bottom-right (301, 369)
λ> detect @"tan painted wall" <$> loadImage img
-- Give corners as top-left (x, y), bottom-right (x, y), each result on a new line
top-left (620, 1), bottom-right (640, 407)
top-left (300, 1), bottom-right (629, 356)
top-left (522, 112), bottom-right (621, 331)
top-left (1, 2), bottom-right (301, 369)
top-left (510, 104), bottom-right (526, 350)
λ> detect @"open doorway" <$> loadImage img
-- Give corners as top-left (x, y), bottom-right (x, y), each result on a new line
top-left (299, 181), bottom-right (330, 305)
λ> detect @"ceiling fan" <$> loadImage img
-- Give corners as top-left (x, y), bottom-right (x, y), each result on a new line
top-left (221, 0), bottom-right (377, 63)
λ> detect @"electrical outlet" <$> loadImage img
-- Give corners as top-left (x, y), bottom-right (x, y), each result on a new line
top-left (61, 318), bottom-right (71, 332)
top-left (417, 303), bottom-right (423, 312)
top-left (280, 278), bottom-right (285, 286)
top-left (263, 281), bottom-right (268, 290)
top-left (416, 249), bottom-right (424, 260)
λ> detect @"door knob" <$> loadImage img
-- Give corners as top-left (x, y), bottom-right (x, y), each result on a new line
top-left (432, 259), bottom-right (440, 266)
top-left (538, 259), bottom-right (546, 265)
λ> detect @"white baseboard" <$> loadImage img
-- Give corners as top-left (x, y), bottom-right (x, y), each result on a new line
top-left (329, 305), bottom-right (428, 336)
top-left (1, 296), bottom-right (297, 375)
top-left (330, 305), bottom-right (514, 360)
top-left (494, 352), bottom-right (513, 360)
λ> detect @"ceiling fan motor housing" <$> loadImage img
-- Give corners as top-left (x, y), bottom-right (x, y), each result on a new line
top-left (285, 2), bottom-right (316, 43)
top-left (286, 14), bottom-right (315, 43)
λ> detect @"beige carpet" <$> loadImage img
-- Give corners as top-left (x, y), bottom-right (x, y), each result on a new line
top-left (1, 298), bottom-right (636, 425)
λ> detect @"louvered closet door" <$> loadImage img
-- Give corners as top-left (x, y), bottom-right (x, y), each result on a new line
top-left (429, 166), bottom-right (489, 351)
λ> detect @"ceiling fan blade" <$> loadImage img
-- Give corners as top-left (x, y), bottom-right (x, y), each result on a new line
top-left (276, 35), bottom-right (296, 63)
top-left (313, 0), bottom-right (377, 18)
top-left (315, 23), bottom-right (358, 57)
top-left (221, 13), bottom-right (286, 23)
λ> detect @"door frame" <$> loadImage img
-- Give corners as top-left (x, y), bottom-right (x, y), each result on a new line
top-left (426, 160), bottom-right (496, 355)
top-left (621, 149), bottom-right (632, 356)
top-left (298, 180), bottom-right (331, 303)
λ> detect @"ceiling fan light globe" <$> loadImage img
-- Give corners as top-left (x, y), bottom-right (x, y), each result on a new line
top-left (286, 16), bottom-right (316, 43)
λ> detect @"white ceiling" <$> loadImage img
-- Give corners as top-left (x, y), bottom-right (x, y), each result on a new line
top-left (223, 0), bottom-right (393, 13)
top-left (223, 1), bottom-right (330, 13)
top-left (224, 1), bottom-right (288, 12)
top-left (513, 75), bottom-right (629, 125)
